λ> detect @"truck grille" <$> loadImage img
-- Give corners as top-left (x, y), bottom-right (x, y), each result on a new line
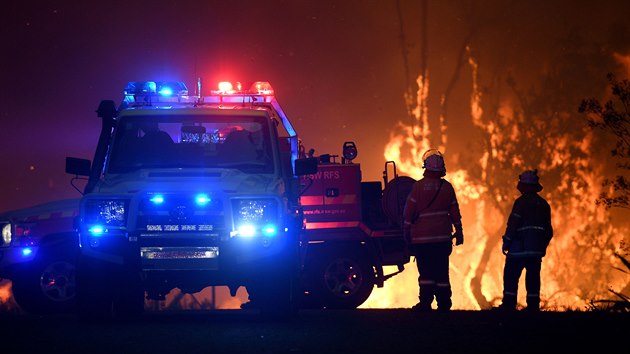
top-left (135, 195), bottom-right (225, 246)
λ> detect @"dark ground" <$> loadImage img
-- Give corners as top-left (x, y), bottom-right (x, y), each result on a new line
top-left (0, 309), bottom-right (627, 353)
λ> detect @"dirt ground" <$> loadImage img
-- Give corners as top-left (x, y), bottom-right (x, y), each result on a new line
top-left (0, 308), bottom-right (627, 354)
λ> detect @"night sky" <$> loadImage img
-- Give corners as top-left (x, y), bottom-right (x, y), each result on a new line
top-left (2, 0), bottom-right (630, 213)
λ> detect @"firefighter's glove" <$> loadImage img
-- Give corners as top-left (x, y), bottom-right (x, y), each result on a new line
top-left (454, 230), bottom-right (464, 246)
top-left (453, 224), bottom-right (464, 246)
top-left (502, 243), bottom-right (509, 256)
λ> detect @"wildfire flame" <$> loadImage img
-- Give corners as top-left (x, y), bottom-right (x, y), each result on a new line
top-left (363, 50), bottom-right (629, 311)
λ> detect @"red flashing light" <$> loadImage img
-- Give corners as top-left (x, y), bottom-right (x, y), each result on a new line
top-left (217, 81), bottom-right (234, 94)
top-left (210, 81), bottom-right (275, 96)
top-left (251, 81), bottom-right (274, 95)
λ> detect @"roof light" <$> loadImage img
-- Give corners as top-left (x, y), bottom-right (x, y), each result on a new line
top-left (215, 81), bottom-right (235, 94)
top-left (125, 81), bottom-right (157, 95)
top-left (159, 87), bottom-right (173, 96)
top-left (124, 81), bottom-right (188, 97)
top-left (250, 81), bottom-right (274, 95)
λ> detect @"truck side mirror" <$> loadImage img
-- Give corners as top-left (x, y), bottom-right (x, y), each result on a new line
top-left (294, 157), bottom-right (318, 176)
top-left (65, 157), bottom-right (91, 176)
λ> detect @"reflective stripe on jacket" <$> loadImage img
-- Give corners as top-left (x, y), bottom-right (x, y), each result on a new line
top-left (403, 176), bottom-right (462, 244)
top-left (502, 192), bottom-right (553, 258)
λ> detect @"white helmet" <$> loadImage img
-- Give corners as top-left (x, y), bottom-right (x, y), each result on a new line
top-left (422, 149), bottom-right (446, 172)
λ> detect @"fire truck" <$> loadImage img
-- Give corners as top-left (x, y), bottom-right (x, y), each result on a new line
top-left (0, 199), bottom-right (79, 314)
top-left (298, 151), bottom-right (414, 309)
top-left (3, 80), bottom-right (412, 316)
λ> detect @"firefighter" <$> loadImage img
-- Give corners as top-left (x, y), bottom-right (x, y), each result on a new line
top-left (403, 149), bottom-right (464, 312)
top-left (498, 169), bottom-right (553, 312)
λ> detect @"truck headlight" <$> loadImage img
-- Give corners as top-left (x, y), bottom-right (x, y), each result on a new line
top-left (231, 199), bottom-right (279, 238)
top-left (1, 222), bottom-right (11, 246)
top-left (84, 199), bottom-right (129, 235)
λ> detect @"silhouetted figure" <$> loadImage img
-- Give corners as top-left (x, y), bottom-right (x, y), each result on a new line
top-left (220, 129), bottom-right (257, 163)
top-left (498, 169), bottom-right (553, 312)
top-left (403, 149), bottom-right (464, 312)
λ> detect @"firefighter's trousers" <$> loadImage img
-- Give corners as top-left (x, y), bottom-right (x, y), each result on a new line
top-left (411, 242), bottom-right (453, 311)
top-left (502, 257), bottom-right (542, 310)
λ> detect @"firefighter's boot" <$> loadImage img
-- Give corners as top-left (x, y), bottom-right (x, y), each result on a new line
top-left (498, 293), bottom-right (517, 312)
top-left (526, 294), bottom-right (540, 312)
top-left (435, 285), bottom-right (452, 312)
top-left (413, 286), bottom-right (435, 312)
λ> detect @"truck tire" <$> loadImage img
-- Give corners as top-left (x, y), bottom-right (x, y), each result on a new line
top-left (310, 250), bottom-right (375, 309)
top-left (11, 244), bottom-right (77, 314)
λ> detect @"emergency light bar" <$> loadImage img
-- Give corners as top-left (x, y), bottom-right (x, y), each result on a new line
top-left (122, 80), bottom-right (276, 106)
top-left (211, 81), bottom-right (274, 96)
top-left (124, 81), bottom-right (188, 97)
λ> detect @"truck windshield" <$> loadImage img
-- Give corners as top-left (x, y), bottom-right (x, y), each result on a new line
top-left (107, 114), bottom-right (274, 174)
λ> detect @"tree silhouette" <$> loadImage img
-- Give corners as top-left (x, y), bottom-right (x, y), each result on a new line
top-left (580, 73), bottom-right (630, 210)
top-left (459, 30), bottom-right (627, 309)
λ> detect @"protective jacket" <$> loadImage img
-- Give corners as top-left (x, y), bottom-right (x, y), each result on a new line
top-left (502, 192), bottom-right (553, 258)
top-left (403, 176), bottom-right (462, 244)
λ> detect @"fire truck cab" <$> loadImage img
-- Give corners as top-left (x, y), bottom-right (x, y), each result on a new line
top-left (66, 80), bottom-right (313, 317)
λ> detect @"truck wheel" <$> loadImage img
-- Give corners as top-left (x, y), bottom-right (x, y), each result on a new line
top-left (11, 246), bottom-right (77, 314)
top-left (313, 252), bottom-right (375, 309)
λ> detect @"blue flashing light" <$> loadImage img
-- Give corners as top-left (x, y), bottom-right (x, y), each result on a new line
top-left (22, 248), bottom-right (33, 256)
top-left (150, 195), bottom-right (165, 204)
top-left (88, 225), bottom-right (105, 236)
top-left (261, 224), bottom-right (277, 237)
top-left (158, 87), bottom-right (173, 96)
top-left (237, 224), bottom-right (256, 237)
top-left (124, 81), bottom-right (188, 97)
top-left (195, 194), bottom-right (211, 206)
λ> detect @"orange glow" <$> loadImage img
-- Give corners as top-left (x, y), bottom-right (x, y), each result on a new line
top-left (0, 281), bottom-right (11, 303)
top-left (366, 50), bottom-right (630, 311)
top-left (614, 52), bottom-right (630, 78)
top-left (0, 280), bottom-right (18, 312)
top-left (147, 286), bottom-right (247, 311)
